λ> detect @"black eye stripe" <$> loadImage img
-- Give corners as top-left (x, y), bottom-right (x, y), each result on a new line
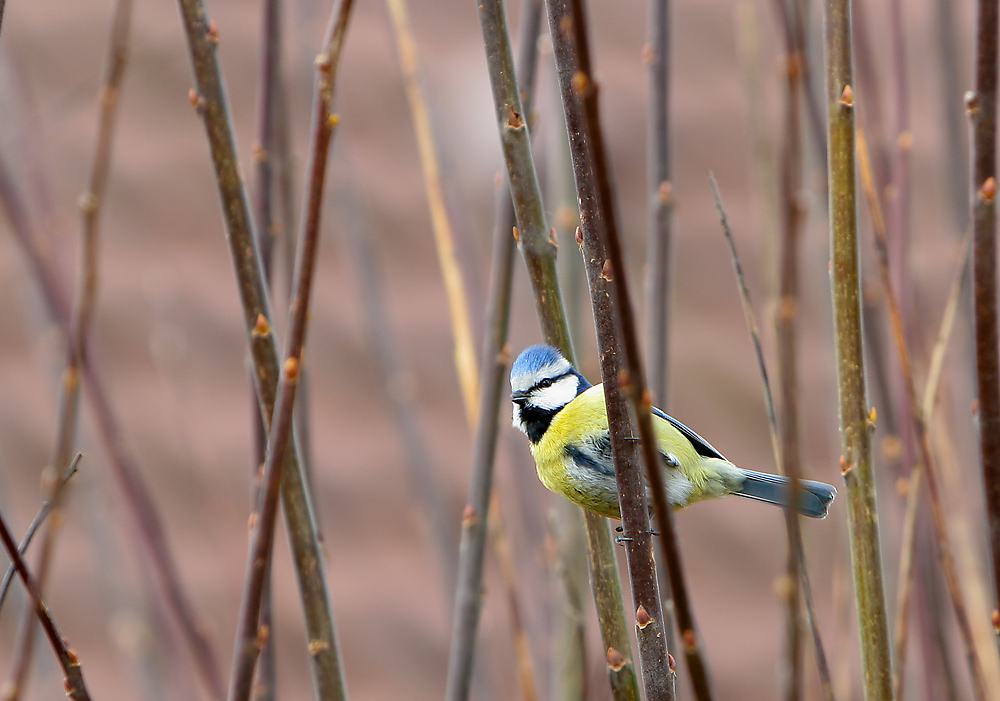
top-left (533, 371), bottom-right (571, 391)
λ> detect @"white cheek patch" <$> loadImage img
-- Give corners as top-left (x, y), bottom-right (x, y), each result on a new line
top-left (512, 404), bottom-right (526, 433)
top-left (531, 375), bottom-right (579, 411)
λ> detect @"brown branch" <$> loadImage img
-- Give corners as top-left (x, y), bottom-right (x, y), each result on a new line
top-left (775, 3), bottom-right (806, 695)
top-left (824, 0), bottom-right (893, 692)
top-left (857, 126), bottom-right (988, 701)
top-left (708, 175), bottom-right (834, 701)
top-left (645, 0), bottom-right (672, 404)
top-left (469, 0), bottom-right (639, 699)
top-left (5, 1), bottom-right (135, 696)
top-left (249, 0), bottom-right (283, 696)
top-left (0, 455), bottom-right (81, 612)
top-left (226, 3), bottom-right (354, 699)
top-left (0, 509), bottom-right (91, 701)
top-left (970, 0), bottom-right (1000, 638)
top-left (546, 0), bottom-right (716, 697)
top-left (175, 0), bottom-right (352, 695)
top-left (0, 112), bottom-right (226, 701)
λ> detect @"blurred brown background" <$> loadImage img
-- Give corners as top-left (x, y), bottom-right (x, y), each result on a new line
top-left (0, 0), bottom-right (993, 699)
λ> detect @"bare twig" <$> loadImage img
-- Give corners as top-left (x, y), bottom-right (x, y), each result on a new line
top-left (709, 176), bottom-right (779, 454)
top-left (226, 3), bottom-right (354, 700)
top-left (445, 1), bottom-right (550, 698)
top-left (547, 0), bottom-right (714, 697)
top-left (0, 455), bottom-right (81, 611)
top-left (250, 1), bottom-right (284, 696)
top-left (384, 0), bottom-right (479, 421)
top-left (645, 0), bottom-right (672, 404)
top-left (824, 2), bottom-right (893, 696)
top-left (766, 0), bottom-right (826, 173)
top-left (0, 509), bottom-right (91, 701)
top-left (857, 126), bottom-right (988, 701)
top-left (547, 83), bottom-right (590, 701)
top-left (5, 1), bottom-right (134, 697)
top-left (775, 3), bottom-right (806, 694)
top-left (470, 0), bottom-right (638, 699)
top-left (253, 0), bottom-right (280, 280)
top-left (709, 176), bottom-right (834, 701)
top-left (550, 501), bottom-right (588, 700)
top-left (0, 93), bottom-right (226, 701)
top-left (176, 0), bottom-right (350, 696)
top-left (970, 0), bottom-right (1000, 635)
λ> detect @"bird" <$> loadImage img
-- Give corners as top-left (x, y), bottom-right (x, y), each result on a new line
top-left (509, 344), bottom-right (836, 520)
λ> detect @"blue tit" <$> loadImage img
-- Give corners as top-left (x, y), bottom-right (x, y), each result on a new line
top-left (510, 344), bottom-right (836, 519)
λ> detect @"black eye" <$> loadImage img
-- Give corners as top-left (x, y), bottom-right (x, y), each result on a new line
top-left (537, 378), bottom-right (552, 389)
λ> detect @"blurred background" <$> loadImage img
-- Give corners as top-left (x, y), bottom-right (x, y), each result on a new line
top-left (0, 0), bottom-right (993, 699)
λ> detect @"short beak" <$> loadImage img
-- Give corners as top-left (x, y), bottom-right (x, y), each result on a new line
top-left (510, 389), bottom-right (529, 405)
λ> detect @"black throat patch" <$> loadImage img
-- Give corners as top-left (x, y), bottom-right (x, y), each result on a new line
top-left (518, 404), bottom-right (559, 444)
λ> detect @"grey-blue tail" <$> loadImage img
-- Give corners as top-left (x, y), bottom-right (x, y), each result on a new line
top-left (736, 469), bottom-right (836, 519)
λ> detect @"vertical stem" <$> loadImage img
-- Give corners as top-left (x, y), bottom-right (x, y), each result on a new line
top-left (0, 509), bottom-right (91, 701)
top-left (545, 0), bottom-right (673, 695)
top-left (226, 3), bottom-right (353, 698)
top-left (250, 1), bottom-right (282, 697)
top-left (175, 0), bottom-right (348, 695)
top-left (776, 2), bottom-right (806, 697)
top-left (445, 2), bottom-right (543, 698)
top-left (384, 0), bottom-right (480, 422)
top-left (824, 1), bottom-right (894, 697)
top-left (646, 0), bottom-right (671, 405)
top-left (6, 0), bottom-right (138, 697)
top-left (971, 0), bottom-right (1000, 629)
top-left (471, 1), bottom-right (638, 699)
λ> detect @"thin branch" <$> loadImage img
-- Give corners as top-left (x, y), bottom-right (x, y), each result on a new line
top-left (0, 455), bottom-right (81, 611)
top-left (176, 0), bottom-right (351, 696)
top-left (645, 0), bottom-right (672, 404)
top-left (386, 10), bottom-right (545, 689)
top-left (824, 1), bottom-right (894, 692)
top-left (253, 0), bottom-right (280, 280)
top-left (343, 190), bottom-right (459, 591)
top-left (475, 0), bottom-right (569, 346)
top-left (5, 1), bottom-right (134, 696)
top-left (226, 3), bottom-right (354, 700)
top-left (488, 491), bottom-right (539, 701)
top-left (384, 0), bottom-right (479, 422)
top-left (249, 0), bottom-right (283, 696)
top-left (970, 0), bottom-right (1000, 635)
top-left (775, 3), bottom-right (806, 695)
top-left (549, 500), bottom-right (588, 700)
top-left (766, 0), bottom-right (826, 174)
top-left (0, 117), bottom-right (226, 701)
top-left (547, 0), bottom-right (714, 697)
top-left (470, 0), bottom-right (639, 699)
top-left (709, 175), bottom-right (834, 701)
top-left (0, 509), bottom-right (91, 701)
top-left (444, 1), bottom-right (548, 698)
top-left (857, 126), bottom-right (988, 701)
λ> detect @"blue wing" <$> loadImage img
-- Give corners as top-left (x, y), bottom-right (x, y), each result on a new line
top-left (651, 406), bottom-right (727, 460)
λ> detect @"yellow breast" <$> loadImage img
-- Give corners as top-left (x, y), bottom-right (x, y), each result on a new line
top-left (528, 385), bottom-right (740, 518)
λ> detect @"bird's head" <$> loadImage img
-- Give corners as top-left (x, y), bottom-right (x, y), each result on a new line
top-left (509, 345), bottom-right (591, 443)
